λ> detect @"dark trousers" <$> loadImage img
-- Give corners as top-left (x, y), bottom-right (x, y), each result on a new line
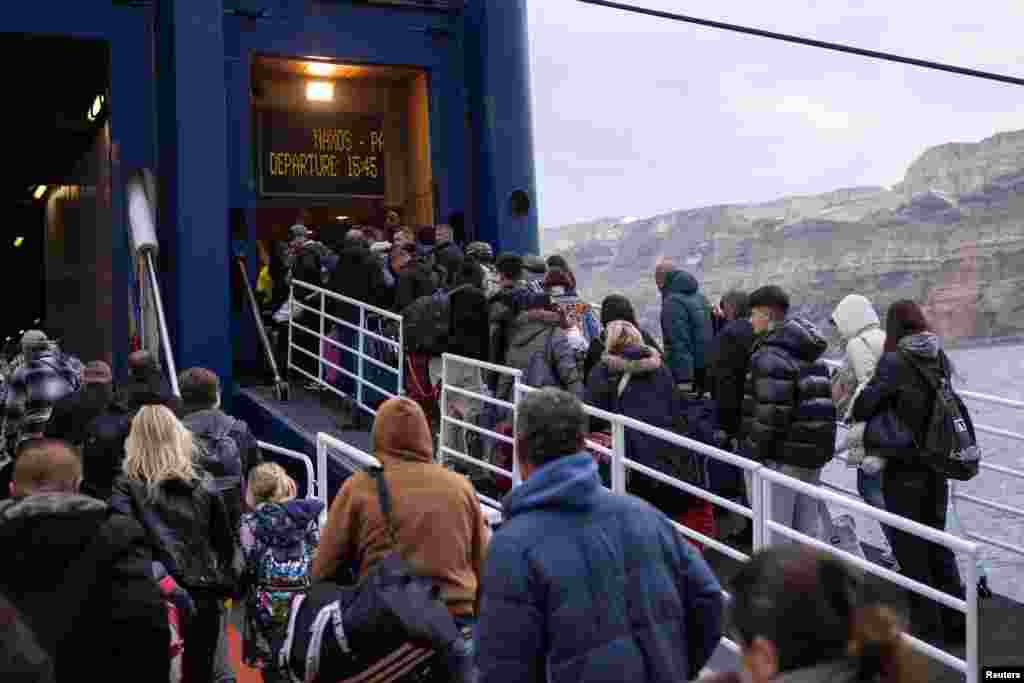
top-left (183, 597), bottom-right (224, 683)
top-left (883, 465), bottom-right (964, 638)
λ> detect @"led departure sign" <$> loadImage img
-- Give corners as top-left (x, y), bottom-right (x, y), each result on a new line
top-left (258, 110), bottom-right (386, 198)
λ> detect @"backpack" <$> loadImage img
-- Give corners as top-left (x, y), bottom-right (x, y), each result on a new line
top-left (522, 329), bottom-right (561, 389)
top-left (191, 418), bottom-right (243, 528)
top-left (244, 513), bottom-right (317, 638)
top-left (400, 285), bottom-right (469, 355)
top-left (900, 351), bottom-right (981, 481)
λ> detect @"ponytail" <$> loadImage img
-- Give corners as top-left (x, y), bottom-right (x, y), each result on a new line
top-left (848, 606), bottom-right (919, 683)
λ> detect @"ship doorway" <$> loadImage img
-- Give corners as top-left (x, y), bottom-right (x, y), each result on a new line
top-left (0, 33), bottom-right (112, 364)
top-left (236, 56), bottom-right (437, 384)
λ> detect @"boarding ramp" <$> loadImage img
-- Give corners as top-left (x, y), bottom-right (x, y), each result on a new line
top-left (287, 278), bottom-right (404, 417)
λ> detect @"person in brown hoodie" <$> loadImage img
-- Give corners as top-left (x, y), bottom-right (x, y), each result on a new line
top-left (311, 397), bottom-right (489, 619)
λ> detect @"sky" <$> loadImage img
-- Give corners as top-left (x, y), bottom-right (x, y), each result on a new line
top-left (527, 1), bottom-right (1024, 228)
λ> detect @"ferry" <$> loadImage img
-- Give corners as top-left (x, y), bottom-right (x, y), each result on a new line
top-left (2, 2), bottom-right (1021, 682)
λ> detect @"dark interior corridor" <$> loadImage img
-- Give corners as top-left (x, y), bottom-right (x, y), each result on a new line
top-left (0, 33), bottom-right (111, 361)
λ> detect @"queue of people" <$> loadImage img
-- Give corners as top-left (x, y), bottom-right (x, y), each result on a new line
top-left (261, 214), bottom-right (977, 651)
top-left (0, 216), bottom-right (975, 683)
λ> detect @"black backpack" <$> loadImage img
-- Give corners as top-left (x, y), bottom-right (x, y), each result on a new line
top-left (901, 352), bottom-right (981, 481)
top-left (190, 418), bottom-right (244, 530)
top-left (400, 285), bottom-right (470, 356)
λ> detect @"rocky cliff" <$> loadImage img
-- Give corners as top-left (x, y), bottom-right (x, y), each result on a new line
top-left (543, 129), bottom-right (1024, 344)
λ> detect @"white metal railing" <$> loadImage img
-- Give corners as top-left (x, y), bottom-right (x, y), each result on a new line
top-left (316, 431), bottom-right (503, 528)
top-left (288, 279), bottom-right (404, 417)
top-left (824, 358), bottom-right (1024, 563)
top-left (438, 354), bottom-right (524, 505)
top-left (257, 440), bottom-right (317, 500)
top-left (437, 352), bottom-right (982, 677)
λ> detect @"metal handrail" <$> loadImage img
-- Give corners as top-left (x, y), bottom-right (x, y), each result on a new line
top-left (287, 279), bottom-right (404, 417)
top-left (824, 357), bottom-right (1024, 562)
top-left (257, 440), bottom-right (316, 499)
top-left (126, 169), bottom-right (180, 397)
top-left (238, 257), bottom-right (289, 401)
top-left (436, 352), bottom-right (981, 680)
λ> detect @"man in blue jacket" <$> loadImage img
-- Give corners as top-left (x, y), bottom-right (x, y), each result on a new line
top-left (656, 260), bottom-right (714, 395)
top-left (476, 387), bottom-right (724, 683)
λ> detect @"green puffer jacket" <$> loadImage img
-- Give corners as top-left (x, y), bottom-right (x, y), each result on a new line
top-left (659, 270), bottom-right (713, 384)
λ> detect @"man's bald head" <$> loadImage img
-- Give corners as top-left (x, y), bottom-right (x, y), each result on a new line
top-left (11, 439), bottom-right (82, 498)
top-left (655, 258), bottom-right (676, 289)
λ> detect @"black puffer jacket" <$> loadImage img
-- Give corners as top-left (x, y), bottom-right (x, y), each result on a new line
top-left (708, 319), bottom-right (755, 436)
top-left (0, 493), bottom-right (168, 682)
top-left (110, 475), bottom-right (237, 594)
top-left (326, 244), bottom-right (391, 322)
top-left (449, 285), bottom-right (490, 361)
top-left (393, 262), bottom-right (438, 313)
top-left (45, 383), bottom-right (115, 446)
top-left (741, 318), bottom-right (836, 468)
top-left (80, 403), bottom-right (136, 502)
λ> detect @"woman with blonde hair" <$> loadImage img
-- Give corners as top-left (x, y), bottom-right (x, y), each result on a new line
top-left (586, 318), bottom-right (717, 550)
top-left (111, 401), bottom-right (238, 683)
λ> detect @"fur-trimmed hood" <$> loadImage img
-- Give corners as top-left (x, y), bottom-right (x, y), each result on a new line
top-left (601, 344), bottom-right (663, 375)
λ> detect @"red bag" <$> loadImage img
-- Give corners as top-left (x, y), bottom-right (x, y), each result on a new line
top-left (322, 327), bottom-right (343, 385)
top-left (405, 353), bottom-right (440, 429)
top-left (158, 575), bottom-right (185, 683)
top-left (493, 422), bottom-right (515, 494)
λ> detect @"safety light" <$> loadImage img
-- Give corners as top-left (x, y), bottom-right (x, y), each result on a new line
top-left (305, 81), bottom-right (334, 102)
top-left (33, 185), bottom-right (47, 200)
top-left (335, 215), bottom-right (350, 221)
top-left (13, 237), bottom-right (24, 248)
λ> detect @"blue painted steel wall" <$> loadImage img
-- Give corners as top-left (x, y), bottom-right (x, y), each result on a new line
top-left (156, 0), bottom-right (233, 403)
top-left (465, 0), bottom-right (540, 255)
top-left (5, 0), bottom-right (541, 406)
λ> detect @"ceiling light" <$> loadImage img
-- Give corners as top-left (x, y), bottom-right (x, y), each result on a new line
top-left (306, 81), bottom-right (334, 102)
top-left (13, 237), bottom-right (24, 248)
top-left (335, 215), bottom-right (350, 221)
top-left (306, 62), bottom-right (334, 77)
top-left (33, 185), bottom-right (47, 200)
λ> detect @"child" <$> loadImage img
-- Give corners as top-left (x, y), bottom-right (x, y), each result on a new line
top-left (239, 463), bottom-right (324, 681)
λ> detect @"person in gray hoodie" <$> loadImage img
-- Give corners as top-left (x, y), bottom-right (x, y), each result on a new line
top-left (496, 293), bottom-right (583, 403)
